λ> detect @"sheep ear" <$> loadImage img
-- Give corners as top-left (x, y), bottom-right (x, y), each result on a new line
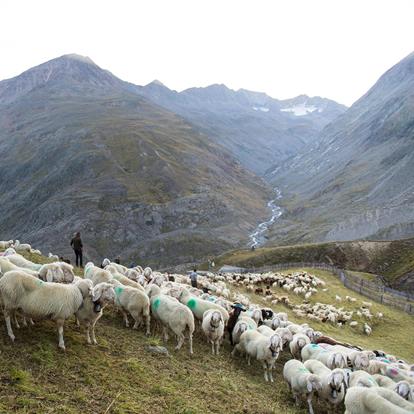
top-left (327, 354), bottom-right (334, 368)
top-left (306, 380), bottom-right (313, 392)
top-left (45, 269), bottom-right (56, 283)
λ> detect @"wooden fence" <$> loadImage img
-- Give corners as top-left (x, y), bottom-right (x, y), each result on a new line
top-left (237, 262), bottom-right (414, 315)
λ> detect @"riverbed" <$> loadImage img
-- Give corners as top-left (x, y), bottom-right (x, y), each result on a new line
top-left (248, 188), bottom-right (282, 248)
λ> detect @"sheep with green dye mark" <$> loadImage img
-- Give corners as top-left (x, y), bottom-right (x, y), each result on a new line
top-left (75, 282), bottom-right (115, 345)
top-left (178, 288), bottom-right (229, 324)
top-left (344, 385), bottom-right (414, 413)
top-left (232, 329), bottom-right (282, 382)
top-left (283, 359), bottom-right (322, 414)
top-left (147, 284), bottom-right (194, 354)
top-left (304, 359), bottom-right (347, 406)
top-left (110, 279), bottom-right (150, 334)
top-left (202, 309), bottom-right (224, 355)
top-left (6, 253), bottom-right (42, 271)
top-left (105, 264), bottom-right (145, 291)
top-left (0, 270), bottom-right (93, 349)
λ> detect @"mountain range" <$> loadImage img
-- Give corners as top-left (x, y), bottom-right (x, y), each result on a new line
top-left (266, 51), bottom-right (414, 245)
top-left (1, 51), bottom-right (412, 267)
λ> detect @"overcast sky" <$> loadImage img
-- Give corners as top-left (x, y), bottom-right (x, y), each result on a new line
top-left (1, 0), bottom-right (413, 106)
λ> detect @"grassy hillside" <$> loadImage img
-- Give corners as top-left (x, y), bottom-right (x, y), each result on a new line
top-left (0, 252), bottom-right (412, 413)
top-left (211, 239), bottom-right (414, 291)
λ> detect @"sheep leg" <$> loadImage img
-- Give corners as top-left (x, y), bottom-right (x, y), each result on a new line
top-left (13, 313), bottom-right (21, 329)
top-left (231, 344), bottom-right (239, 357)
top-left (306, 395), bottom-right (314, 414)
top-left (56, 319), bottom-right (65, 350)
top-left (262, 362), bottom-right (269, 382)
top-left (162, 326), bottom-right (169, 342)
top-left (247, 355), bottom-right (251, 366)
top-left (175, 333), bottom-right (184, 351)
top-left (85, 323), bottom-right (92, 344)
top-left (91, 320), bottom-right (98, 345)
top-left (215, 341), bottom-right (220, 355)
top-left (4, 309), bottom-right (15, 342)
top-left (144, 314), bottom-right (150, 336)
top-left (29, 318), bottom-right (35, 326)
top-left (22, 316), bottom-right (28, 327)
top-left (188, 333), bottom-right (193, 355)
top-left (121, 311), bottom-right (130, 328)
top-left (211, 340), bottom-right (215, 355)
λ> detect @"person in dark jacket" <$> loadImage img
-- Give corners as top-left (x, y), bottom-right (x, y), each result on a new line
top-left (70, 232), bottom-right (83, 268)
top-left (190, 268), bottom-right (198, 288)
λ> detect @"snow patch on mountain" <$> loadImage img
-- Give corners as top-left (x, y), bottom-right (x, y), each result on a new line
top-left (252, 106), bottom-right (270, 112)
top-left (280, 104), bottom-right (322, 116)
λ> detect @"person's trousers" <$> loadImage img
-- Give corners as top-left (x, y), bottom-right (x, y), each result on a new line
top-left (75, 250), bottom-right (83, 267)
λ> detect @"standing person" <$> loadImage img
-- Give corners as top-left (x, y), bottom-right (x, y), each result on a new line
top-left (70, 232), bottom-right (83, 268)
top-left (190, 268), bottom-right (198, 288)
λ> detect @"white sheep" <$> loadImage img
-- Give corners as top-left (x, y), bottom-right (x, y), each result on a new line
top-left (202, 309), bottom-right (225, 355)
top-left (304, 359), bottom-right (346, 406)
top-left (6, 253), bottom-right (42, 271)
top-left (0, 270), bottom-right (93, 349)
top-left (232, 330), bottom-right (281, 382)
top-left (275, 327), bottom-right (294, 350)
top-left (178, 289), bottom-right (229, 323)
top-left (12, 240), bottom-right (32, 253)
top-left (344, 386), bottom-right (414, 413)
top-left (349, 370), bottom-right (379, 388)
top-left (289, 333), bottom-right (311, 360)
top-left (0, 240), bottom-right (14, 250)
top-left (147, 284), bottom-right (194, 354)
top-left (75, 282), bottom-right (115, 344)
top-left (283, 359), bottom-right (322, 414)
top-left (231, 317), bottom-right (254, 345)
top-left (48, 253), bottom-right (59, 260)
top-left (373, 374), bottom-right (414, 401)
top-left (301, 344), bottom-right (347, 369)
top-left (84, 262), bottom-right (113, 286)
top-left (0, 257), bottom-right (39, 277)
top-left (111, 280), bottom-right (150, 335)
top-left (38, 262), bottom-right (74, 283)
top-left (105, 264), bottom-right (145, 291)
top-left (363, 323), bottom-right (372, 336)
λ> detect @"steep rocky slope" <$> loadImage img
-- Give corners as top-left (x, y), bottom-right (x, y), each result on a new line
top-left (0, 54), bottom-right (270, 266)
top-left (135, 82), bottom-right (346, 174)
top-left (267, 51), bottom-right (414, 245)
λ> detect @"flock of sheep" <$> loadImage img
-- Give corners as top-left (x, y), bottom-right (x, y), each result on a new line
top-left (0, 239), bottom-right (413, 413)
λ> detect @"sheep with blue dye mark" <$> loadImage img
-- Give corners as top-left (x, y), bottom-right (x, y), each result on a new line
top-left (0, 270), bottom-right (93, 349)
top-left (75, 282), bottom-right (115, 345)
top-left (110, 279), bottom-right (150, 335)
top-left (202, 309), bottom-right (225, 355)
top-left (301, 344), bottom-right (347, 369)
top-left (232, 329), bottom-right (282, 382)
top-left (344, 385), bottom-right (414, 413)
top-left (304, 359), bottom-right (347, 406)
top-left (146, 284), bottom-right (193, 354)
top-left (283, 359), bottom-right (322, 414)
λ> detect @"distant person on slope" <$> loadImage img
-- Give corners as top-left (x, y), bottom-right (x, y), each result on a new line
top-left (190, 268), bottom-right (198, 288)
top-left (70, 232), bottom-right (83, 268)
